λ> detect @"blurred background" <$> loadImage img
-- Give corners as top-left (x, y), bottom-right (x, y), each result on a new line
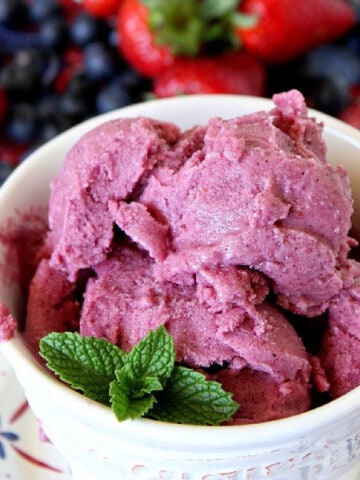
top-left (1, 0), bottom-right (360, 185)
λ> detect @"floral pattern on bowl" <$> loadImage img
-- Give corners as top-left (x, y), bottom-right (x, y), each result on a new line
top-left (0, 351), bottom-right (71, 480)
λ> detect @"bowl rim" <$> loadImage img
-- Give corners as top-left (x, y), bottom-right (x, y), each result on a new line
top-left (1, 93), bottom-right (360, 449)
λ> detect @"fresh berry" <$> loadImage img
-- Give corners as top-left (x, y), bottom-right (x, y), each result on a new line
top-left (83, 42), bottom-right (117, 80)
top-left (236, 0), bottom-right (356, 63)
top-left (117, 0), bottom-right (175, 77)
top-left (95, 76), bottom-right (133, 113)
top-left (39, 15), bottom-right (69, 51)
top-left (266, 59), bottom-right (351, 116)
top-left (117, 0), bottom-right (243, 78)
top-left (0, 0), bottom-right (27, 27)
top-left (4, 103), bottom-right (39, 144)
top-left (58, 72), bottom-right (96, 121)
top-left (153, 51), bottom-right (266, 97)
top-left (28, 0), bottom-right (62, 23)
top-left (70, 11), bottom-right (108, 47)
top-left (0, 49), bottom-right (46, 99)
top-left (302, 45), bottom-right (360, 89)
top-left (82, 0), bottom-right (121, 18)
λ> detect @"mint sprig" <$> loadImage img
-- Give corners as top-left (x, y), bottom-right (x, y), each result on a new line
top-left (39, 326), bottom-right (239, 425)
top-left (39, 332), bottom-right (126, 405)
top-left (148, 366), bottom-right (239, 425)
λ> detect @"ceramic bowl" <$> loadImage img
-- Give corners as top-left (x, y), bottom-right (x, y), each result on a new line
top-left (0, 95), bottom-right (360, 480)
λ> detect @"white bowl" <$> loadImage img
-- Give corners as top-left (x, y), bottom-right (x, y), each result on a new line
top-left (1, 95), bottom-right (360, 480)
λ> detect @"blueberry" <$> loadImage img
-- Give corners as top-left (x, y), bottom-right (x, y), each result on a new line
top-left (304, 76), bottom-right (351, 116)
top-left (70, 12), bottom-right (108, 47)
top-left (5, 103), bottom-right (39, 143)
top-left (28, 0), bottom-right (62, 23)
top-left (13, 48), bottom-right (47, 76)
top-left (0, 49), bottom-right (45, 98)
top-left (41, 53), bottom-right (62, 87)
top-left (59, 91), bottom-right (93, 121)
top-left (39, 15), bottom-right (68, 51)
top-left (303, 45), bottom-right (360, 89)
top-left (66, 72), bottom-right (98, 98)
top-left (96, 78), bottom-right (133, 113)
top-left (116, 67), bottom-right (151, 98)
top-left (83, 42), bottom-right (116, 81)
top-left (37, 92), bottom-right (58, 118)
top-left (0, 0), bottom-right (27, 27)
top-left (39, 119), bottom-right (65, 143)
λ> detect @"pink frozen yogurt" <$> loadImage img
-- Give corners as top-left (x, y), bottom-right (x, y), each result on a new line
top-left (3, 89), bottom-right (360, 424)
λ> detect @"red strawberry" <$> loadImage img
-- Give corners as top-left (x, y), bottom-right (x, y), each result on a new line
top-left (82, 0), bottom-right (121, 18)
top-left (153, 51), bottom-right (266, 98)
top-left (117, 0), bottom-right (245, 78)
top-left (117, 0), bottom-right (175, 77)
top-left (237, 0), bottom-right (356, 63)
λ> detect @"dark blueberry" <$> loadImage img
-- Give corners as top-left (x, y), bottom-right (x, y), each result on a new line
top-left (83, 42), bottom-right (116, 81)
top-left (5, 103), bottom-right (39, 143)
top-left (0, 49), bottom-right (46, 98)
top-left (40, 53), bottom-right (62, 87)
top-left (303, 45), bottom-right (360, 88)
top-left (28, 0), bottom-right (62, 23)
top-left (39, 119), bottom-right (65, 143)
top-left (0, 25), bottom-right (41, 53)
top-left (58, 90), bottom-right (93, 121)
top-left (116, 67), bottom-right (151, 99)
top-left (66, 72), bottom-right (97, 97)
top-left (37, 93), bottom-right (60, 120)
top-left (0, 161), bottom-right (14, 185)
top-left (107, 28), bottom-right (119, 49)
top-left (304, 75), bottom-right (351, 116)
top-left (39, 15), bottom-right (68, 51)
top-left (13, 48), bottom-right (47, 77)
top-left (345, 33), bottom-right (360, 57)
top-left (0, 0), bottom-right (27, 28)
top-left (70, 12), bottom-right (108, 47)
top-left (96, 77), bottom-right (134, 113)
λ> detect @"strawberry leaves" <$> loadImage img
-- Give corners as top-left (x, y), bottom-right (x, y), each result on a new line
top-left (40, 326), bottom-right (239, 425)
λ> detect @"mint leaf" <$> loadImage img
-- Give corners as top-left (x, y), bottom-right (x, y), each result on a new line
top-left (39, 332), bottom-right (126, 405)
top-left (40, 327), bottom-right (240, 425)
top-left (109, 374), bottom-right (157, 421)
top-left (148, 366), bottom-right (239, 425)
top-left (108, 328), bottom-right (171, 422)
top-left (125, 325), bottom-right (175, 386)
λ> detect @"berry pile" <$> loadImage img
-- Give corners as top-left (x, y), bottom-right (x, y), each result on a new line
top-left (0, 0), bottom-right (150, 182)
top-left (1, 0), bottom-right (360, 185)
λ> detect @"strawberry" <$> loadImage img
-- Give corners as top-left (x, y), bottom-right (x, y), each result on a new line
top-left (82, 0), bottom-right (122, 18)
top-left (117, 0), bottom-right (246, 78)
top-left (153, 51), bottom-right (266, 97)
top-left (236, 0), bottom-right (356, 63)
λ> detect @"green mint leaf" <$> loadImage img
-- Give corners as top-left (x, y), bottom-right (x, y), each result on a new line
top-left (110, 377), bottom-right (157, 421)
top-left (148, 366), bottom-right (239, 425)
top-left (125, 325), bottom-right (175, 387)
top-left (39, 332), bottom-right (126, 405)
top-left (115, 367), bottom-right (164, 398)
top-left (40, 327), bottom-right (240, 425)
